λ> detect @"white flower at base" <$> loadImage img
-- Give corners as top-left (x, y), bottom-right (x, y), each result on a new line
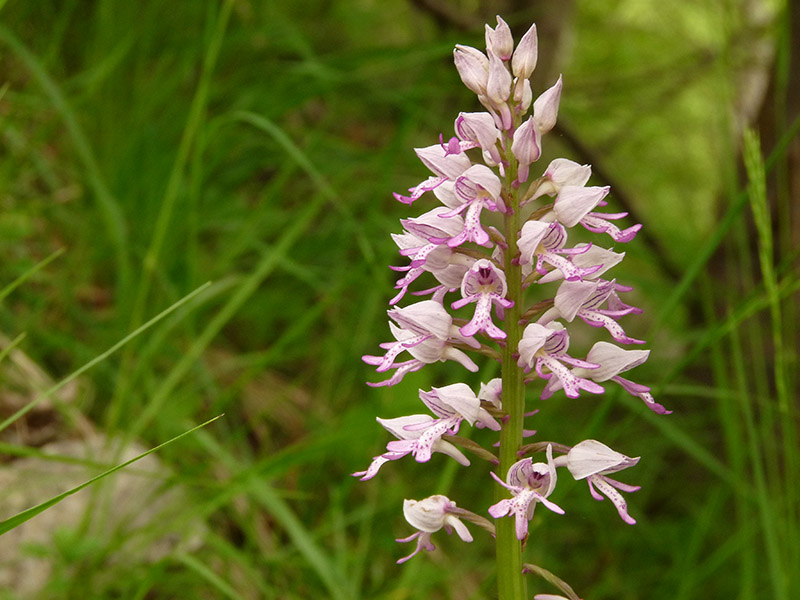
top-left (396, 495), bottom-right (472, 563)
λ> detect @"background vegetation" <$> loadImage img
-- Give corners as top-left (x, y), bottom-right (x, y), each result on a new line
top-left (0, 0), bottom-right (797, 598)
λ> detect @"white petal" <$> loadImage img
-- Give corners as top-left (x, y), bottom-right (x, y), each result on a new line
top-left (585, 342), bottom-right (650, 381)
top-left (567, 439), bottom-right (639, 479)
top-left (403, 496), bottom-right (450, 532)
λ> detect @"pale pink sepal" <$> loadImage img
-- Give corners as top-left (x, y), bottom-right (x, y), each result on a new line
top-left (453, 45), bottom-right (489, 95)
top-left (415, 144), bottom-right (472, 180)
top-left (486, 50), bottom-right (512, 105)
top-left (584, 341), bottom-right (650, 381)
top-left (511, 116), bottom-right (542, 183)
top-left (553, 185), bottom-right (610, 227)
top-left (533, 75), bottom-right (563, 135)
top-left (566, 439), bottom-right (640, 480)
top-left (485, 16), bottom-right (513, 60)
top-left (511, 23), bottom-right (538, 79)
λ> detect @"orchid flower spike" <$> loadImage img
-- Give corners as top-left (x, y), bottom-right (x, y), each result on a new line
top-left (396, 495), bottom-right (472, 563)
top-left (359, 15), bottom-right (660, 593)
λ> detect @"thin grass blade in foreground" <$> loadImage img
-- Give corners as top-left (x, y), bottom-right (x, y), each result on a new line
top-left (0, 281), bottom-right (212, 434)
top-left (0, 414), bottom-right (223, 536)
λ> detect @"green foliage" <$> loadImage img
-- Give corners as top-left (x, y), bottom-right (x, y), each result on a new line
top-left (0, 0), bottom-right (797, 599)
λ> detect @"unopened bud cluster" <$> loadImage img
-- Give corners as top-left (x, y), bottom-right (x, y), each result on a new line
top-left (355, 16), bottom-right (667, 590)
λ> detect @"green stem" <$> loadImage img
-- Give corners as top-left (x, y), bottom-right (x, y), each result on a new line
top-left (496, 154), bottom-right (526, 599)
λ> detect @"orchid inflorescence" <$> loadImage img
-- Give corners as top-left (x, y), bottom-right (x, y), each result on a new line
top-left (355, 15), bottom-right (668, 597)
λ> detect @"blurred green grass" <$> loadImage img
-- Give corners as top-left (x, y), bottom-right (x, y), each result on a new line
top-left (0, 0), bottom-right (797, 598)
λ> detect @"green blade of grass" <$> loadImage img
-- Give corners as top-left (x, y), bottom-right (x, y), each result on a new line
top-left (0, 331), bottom-right (26, 365)
top-left (0, 441), bottom-right (106, 469)
top-left (729, 314), bottom-right (785, 600)
top-left (249, 484), bottom-right (351, 600)
top-left (127, 0), bottom-right (234, 324)
top-left (104, 277), bottom-right (237, 430)
top-left (661, 268), bottom-right (800, 386)
top-left (617, 391), bottom-right (739, 491)
top-left (743, 128), bottom-right (793, 600)
top-left (673, 488), bottom-right (728, 599)
top-left (193, 429), bottom-right (351, 600)
top-left (127, 191), bottom-right (326, 441)
top-left (232, 110), bottom-right (379, 276)
top-left (745, 130), bottom-right (789, 413)
top-left (203, 531), bottom-right (278, 600)
top-left (651, 113), bottom-right (800, 334)
top-left (0, 414), bottom-right (223, 536)
top-left (174, 552), bottom-right (246, 600)
top-left (112, 0), bottom-right (235, 420)
top-left (0, 282), bottom-right (211, 434)
top-left (0, 26), bottom-right (130, 295)
top-left (0, 247), bottom-right (64, 304)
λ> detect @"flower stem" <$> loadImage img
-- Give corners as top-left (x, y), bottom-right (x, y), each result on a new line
top-left (496, 159), bottom-right (527, 600)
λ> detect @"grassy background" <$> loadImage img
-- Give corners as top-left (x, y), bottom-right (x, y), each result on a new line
top-left (0, 0), bottom-right (798, 598)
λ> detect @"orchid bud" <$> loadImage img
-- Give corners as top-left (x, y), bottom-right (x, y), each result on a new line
top-left (486, 50), bottom-right (512, 105)
top-left (511, 115), bottom-right (542, 183)
top-left (454, 45), bottom-right (489, 95)
top-left (512, 23), bottom-right (538, 78)
top-left (485, 15), bottom-right (514, 60)
top-left (533, 75), bottom-right (563, 135)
